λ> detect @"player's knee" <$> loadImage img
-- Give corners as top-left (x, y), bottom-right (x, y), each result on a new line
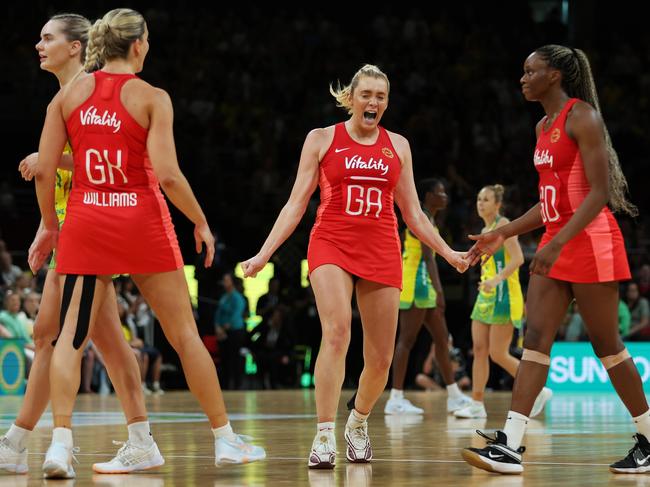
top-left (322, 326), bottom-right (350, 354)
top-left (599, 348), bottom-right (630, 369)
top-left (473, 341), bottom-right (488, 358)
top-left (521, 348), bottom-right (551, 366)
top-left (590, 334), bottom-right (624, 357)
top-left (32, 323), bottom-right (57, 352)
top-left (522, 325), bottom-right (552, 353)
top-left (488, 347), bottom-right (509, 365)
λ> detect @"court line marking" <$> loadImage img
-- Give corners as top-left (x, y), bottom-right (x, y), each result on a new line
top-left (26, 452), bottom-right (610, 466)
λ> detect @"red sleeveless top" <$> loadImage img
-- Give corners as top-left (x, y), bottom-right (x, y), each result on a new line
top-left (56, 71), bottom-right (183, 274)
top-left (535, 98), bottom-right (630, 283)
top-left (307, 122), bottom-right (403, 288)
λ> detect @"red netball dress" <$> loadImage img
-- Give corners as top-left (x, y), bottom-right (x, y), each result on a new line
top-left (307, 122), bottom-right (403, 288)
top-left (534, 98), bottom-right (630, 283)
top-left (56, 71), bottom-right (183, 275)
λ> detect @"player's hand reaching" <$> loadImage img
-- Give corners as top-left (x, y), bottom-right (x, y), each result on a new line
top-left (467, 231), bottom-right (505, 266)
top-left (194, 222), bottom-right (215, 268)
top-left (18, 152), bottom-right (39, 181)
top-left (446, 251), bottom-right (469, 273)
top-left (241, 254), bottom-right (267, 278)
top-left (28, 227), bottom-right (58, 273)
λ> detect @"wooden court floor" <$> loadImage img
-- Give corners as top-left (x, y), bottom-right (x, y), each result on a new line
top-left (1, 390), bottom-right (649, 486)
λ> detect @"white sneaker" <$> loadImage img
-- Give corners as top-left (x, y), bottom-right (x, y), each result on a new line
top-left (384, 397), bottom-right (424, 415)
top-left (308, 431), bottom-right (336, 469)
top-left (453, 401), bottom-right (487, 419)
top-left (530, 387), bottom-right (553, 418)
top-left (447, 394), bottom-right (473, 413)
top-left (0, 436), bottom-right (28, 474)
top-left (344, 421), bottom-right (372, 463)
top-left (152, 385), bottom-right (164, 395)
top-left (142, 384), bottom-right (153, 396)
top-left (93, 440), bottom-right (165, 473)
top-left (43, 442), bottom-right (78, 479)
top-left (214, 435), bottom-right (266, 466)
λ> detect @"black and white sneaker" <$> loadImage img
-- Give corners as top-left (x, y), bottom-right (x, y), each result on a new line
top-left (461, 430), bottom-right (525, 474)
top-left (610, 434), bottom-right (650, 474)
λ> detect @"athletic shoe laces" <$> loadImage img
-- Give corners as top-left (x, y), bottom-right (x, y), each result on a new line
top-left (476, 430), bottom-right (525, 454)
top-left (348, 423), bottom-right (369, 449)
top-left (111, 440), bottom-right (150, 466)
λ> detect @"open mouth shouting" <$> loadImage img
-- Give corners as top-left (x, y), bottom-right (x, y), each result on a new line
top-left (363, 111), bottom-right (377, 122)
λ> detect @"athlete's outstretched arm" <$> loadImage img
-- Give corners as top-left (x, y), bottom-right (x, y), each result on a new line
top-left (29, 92), bottom-right (67, 272)
top-left (467, 203), bottom-right (543, 265)
top-left (241, 129), bottom-right (323, 278)
top-left (146, 88), bottom-right (214, 267)
top-left (392, 134), bottom-right (467, 273)
top-left (19, 152), bottom-right (73, 181)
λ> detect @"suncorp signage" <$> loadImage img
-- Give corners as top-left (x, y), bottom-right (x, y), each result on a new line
top-left (547, 342), bottom-right (650, 392)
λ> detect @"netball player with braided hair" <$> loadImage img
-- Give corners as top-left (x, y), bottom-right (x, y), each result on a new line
top-left (462, 44), bottom-right (650, 475)
top-left (2, 13), bottom-right (164, 476)
top-left (242, 64), bottom-right (468, 469)
top-left (29, 8), bottom-right (264, 478)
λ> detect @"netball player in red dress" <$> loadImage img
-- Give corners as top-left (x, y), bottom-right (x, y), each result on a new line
top-left (242, 64), bottom-right (468, 468)
top-left (462, 45), bottom-right (650, 474)
top-left (30, 8), bottom-right (264, 479)
top-left (1, 13), bottom-right (163, 477)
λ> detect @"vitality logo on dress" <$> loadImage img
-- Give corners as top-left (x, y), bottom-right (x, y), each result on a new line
top-left (344, 155), bottom-right (389, 175)
top-left (534, 149), bottom-right (553, 168)
top-left (80, 106), bottom-right (122, 133)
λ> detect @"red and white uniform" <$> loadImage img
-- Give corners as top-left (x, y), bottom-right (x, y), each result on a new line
top-left (535, 98), bottom-right (630, 283)
top-left (307, 122), bottom-right (402, 288)
top-left (57, 71), bottom-right (183, 274)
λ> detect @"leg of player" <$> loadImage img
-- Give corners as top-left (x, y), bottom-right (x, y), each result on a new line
top-left (461, 275), bottom-right (571, 474)
top-left (385, 306), bottom-right (426, 415)
top-left (132, 270), bottom-right (265, 467)
top-left (0, 270), bottom-right (60, 474)
top-left (455, 320), bottom-right (489, 419)
top-left (423, 308), bottom-right (471, 413)
top-left (43, 274), bottom-right (111, 479)
top-left (573, 282), bottom-right (650, 473)
top-left (348, 280), bottom-right (400, 464)
top-left (90, 284), bottom-right (164, 474)
top-left (307, 265), bottom-right (355, 469)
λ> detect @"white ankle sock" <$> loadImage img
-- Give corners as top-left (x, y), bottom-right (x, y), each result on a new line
top-left (347, 409), bottom-right (369, 428)
top-left (390, 389), bottom-right (404, 400)
top-left (503, 410), bottom-right (529, 450)
top-left (5, 424), bottom-right (30, 450)
top-left (128, 421), bottom-right (153, 448)
top-left (634, 409), bottom-right (650, 439)
top-left (212, 422), bottom-right (237, 441)
top-left (52, 427), bottom-right (73, 448)
top-left (446, 383), bottom-right (462, 399)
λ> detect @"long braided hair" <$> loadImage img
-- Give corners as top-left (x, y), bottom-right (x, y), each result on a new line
top-left (535, 44), bottom-right (637, 216)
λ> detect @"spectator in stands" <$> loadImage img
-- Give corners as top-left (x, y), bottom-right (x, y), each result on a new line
top-left (249, 305), bottom-right (294, 389)
top-left (625, 282), bottom-right (650, 340)
top-left (0, 252), bottom-right (22, 291)
top-left (215, 273), bottom-right (247, 389)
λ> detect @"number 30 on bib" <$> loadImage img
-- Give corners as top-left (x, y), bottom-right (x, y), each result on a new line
top-left (539, 185), bottom-right (560, 223)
